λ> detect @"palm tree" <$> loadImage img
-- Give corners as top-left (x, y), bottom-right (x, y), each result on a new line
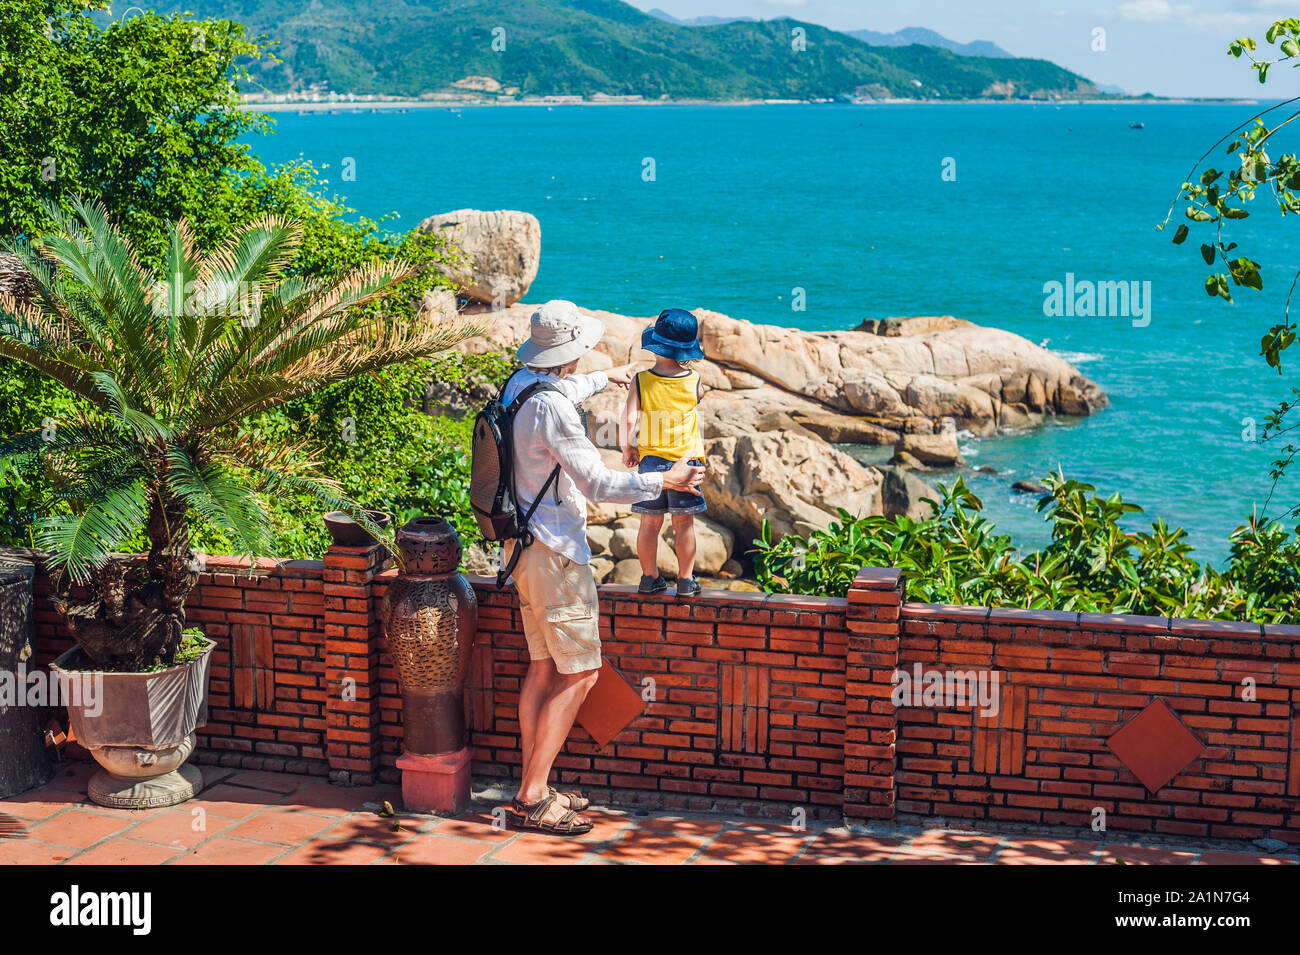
top-left (0, 198), bottom-right (471, 671)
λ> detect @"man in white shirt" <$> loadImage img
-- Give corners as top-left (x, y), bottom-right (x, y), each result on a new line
top-left (504, 300), bottom-right (703, 835)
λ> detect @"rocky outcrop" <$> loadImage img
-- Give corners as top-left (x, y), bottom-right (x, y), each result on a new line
top-left (701, 431), bottom-right (882, 544)
top-left (457, 302), bottom-right (1105, 442)
top-left (417, 209), bottom-right (541, 307)
top-left (452, 297), bottom-right (1106, 569)
top-left (695, 309), bottom-right (1106, 437)
top-left (878, 466), bottom-right (940, 521)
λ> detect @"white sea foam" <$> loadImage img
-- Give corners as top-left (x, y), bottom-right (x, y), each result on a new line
top-left (1057, 351), bottom-right (1104, 365)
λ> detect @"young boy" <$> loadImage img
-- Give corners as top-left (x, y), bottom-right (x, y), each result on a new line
top-left (621, 308), bottom-right (708, 597)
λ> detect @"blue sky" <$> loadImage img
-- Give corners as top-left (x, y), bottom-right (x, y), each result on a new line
top-left (630, 1), bottom-right (1294, 97)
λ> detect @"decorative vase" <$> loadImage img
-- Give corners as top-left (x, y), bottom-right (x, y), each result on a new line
top-left (381, 518), bottom-right (479, 813)
top-left (381, 517), bottom-right (479, 754)
top-left (50, 638), bottom-right (214, 809)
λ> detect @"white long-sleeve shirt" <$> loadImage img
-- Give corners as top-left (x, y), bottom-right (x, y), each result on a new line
top-left (503, 368), bottom-right (663, 564)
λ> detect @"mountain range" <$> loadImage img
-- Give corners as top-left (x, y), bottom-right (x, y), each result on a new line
top-left (647, 11), bottom-right (1014, 59)
top-left (845, 27), bottom-right (1011, 59)
top-left (146, 0), bottom-right (1098, 101)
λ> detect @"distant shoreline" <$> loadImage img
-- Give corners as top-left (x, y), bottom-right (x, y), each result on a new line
top-left (242, 97), bottom-right (1258, 113)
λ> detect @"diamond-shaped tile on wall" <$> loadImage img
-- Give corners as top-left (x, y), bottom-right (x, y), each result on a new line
top-left (1106, 698), bottom-right (1206, 793)
top-left (576, 661), bottom-right (646, 748)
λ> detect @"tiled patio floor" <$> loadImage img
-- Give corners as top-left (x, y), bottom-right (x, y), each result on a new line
top-left (2, 761), bottom-right (1296, 865)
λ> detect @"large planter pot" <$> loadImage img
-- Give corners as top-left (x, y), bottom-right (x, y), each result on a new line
top-left (380, 517), bottom-right (478, 757)
top-left (0, 555), bottom-right (52, 797)
top-left (324, 509), bottom-right (391, 547)
top-left (51, 638), bottom-right (215, 809)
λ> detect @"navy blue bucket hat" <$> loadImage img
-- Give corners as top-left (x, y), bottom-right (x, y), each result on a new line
top-left (642, 308), bottom-right (705, 362)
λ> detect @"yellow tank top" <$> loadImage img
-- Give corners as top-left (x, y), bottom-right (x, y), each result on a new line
top-left (636, 369), bottom-right (704, 460)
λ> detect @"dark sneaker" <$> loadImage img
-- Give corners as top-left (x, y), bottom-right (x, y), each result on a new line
top-left (676, 577), bottom-right (701, 598)
top-left (638, 574), bottom-right (668, 594)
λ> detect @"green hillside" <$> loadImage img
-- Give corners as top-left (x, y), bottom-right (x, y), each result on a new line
top-left (142, 0), bottom-right (1097, 100)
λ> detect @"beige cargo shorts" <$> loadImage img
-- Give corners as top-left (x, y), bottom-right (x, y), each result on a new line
top-left (506, 540), bottom-right (602, 674)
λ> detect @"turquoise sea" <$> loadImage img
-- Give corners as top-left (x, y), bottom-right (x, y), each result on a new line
top-left (250, 102), bottom-right (1295, 562)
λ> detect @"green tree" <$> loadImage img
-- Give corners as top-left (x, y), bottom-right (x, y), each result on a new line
top-left (0, 200), bottom-right (472, 670)
top-left (1163, 16), bottom-right (1300, 517)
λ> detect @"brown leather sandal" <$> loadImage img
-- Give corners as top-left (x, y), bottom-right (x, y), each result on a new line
top-left (549, 785), bottom-right (590, 812)
top-left (510, 792), bottom-right (593, 836)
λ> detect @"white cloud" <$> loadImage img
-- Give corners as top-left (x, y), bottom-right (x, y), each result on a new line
top-left (1118, 0), bottom-right (1191, 21)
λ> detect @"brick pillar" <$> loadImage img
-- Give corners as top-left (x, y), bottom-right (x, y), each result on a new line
top-left (323, 542), bottom-right (387, 785)
top-left (843, 567), bottom-right (903, 822)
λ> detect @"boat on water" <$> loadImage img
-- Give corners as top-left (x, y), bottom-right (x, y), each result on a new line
top-left (1129, 121), bottom-right (1144, 129)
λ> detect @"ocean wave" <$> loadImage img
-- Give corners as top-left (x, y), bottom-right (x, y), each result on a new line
top-left (1057, 351), bottom-right (1104, 365)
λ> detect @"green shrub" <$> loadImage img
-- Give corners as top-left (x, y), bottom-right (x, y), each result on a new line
top-left (754, 473), bottom-right (1300, 624)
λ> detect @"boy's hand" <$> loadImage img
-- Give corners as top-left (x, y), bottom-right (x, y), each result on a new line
top-left (606, 363), bottom-right (639, 388)
top-left (622, 445), bottom-right (640, 468)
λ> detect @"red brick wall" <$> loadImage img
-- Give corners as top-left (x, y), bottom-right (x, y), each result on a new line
top-left (29, 553), bottom-right (332, 776)
top-left (405, 579), bottom-right (851, 814)
top-left (13, 544), bottom-right (1300, 840)
top-left (895, 603), bottom-right (1300, 841)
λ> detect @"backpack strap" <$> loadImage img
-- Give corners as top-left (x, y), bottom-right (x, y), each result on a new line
top-left (497, 463), bottom-right (561, 588)
top-left (497, 374), bottom-right (564, 588)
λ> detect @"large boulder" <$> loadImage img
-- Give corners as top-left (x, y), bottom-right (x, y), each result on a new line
top-left (666, 516), bottom-right (734, 575)
top-left (702, 431), bottom-right (883, 543)
top-left (878, 466), bottom-right (940, 521)
top-left (417, 210), bottom-right (541, 307)
top-left (603, 515), bottom-right (735, 577)
top-left (694, 309), bottom-right (1107, 432)
top-left (893, 432), bottom-right (964, 468)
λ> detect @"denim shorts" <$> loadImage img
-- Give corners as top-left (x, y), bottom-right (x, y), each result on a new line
top-left (631, 455), bottom-right (707, 516)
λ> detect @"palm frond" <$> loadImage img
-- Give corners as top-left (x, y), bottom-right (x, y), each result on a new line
top-left (34, 477), bottom-right (149, 582)
top-left (164, 446), bottom-right (270, 556)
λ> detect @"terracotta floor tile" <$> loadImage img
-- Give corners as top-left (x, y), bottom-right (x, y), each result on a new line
top-left (699, 829), bottom-right (807, 864)
top-left (222, 770), bottom-right (318, 794)
top-left (320, 815), bottom-right (420, 847)
top-left (275, 838), bottom-right (392, 865)
top-left (1003, 837), bottom-right (1101, 857)
top-left (122, 809), bottom-right (233, 850)
top-left (794, 855), bottom-right (872, 865)
top-left (390, 834), bottom-right (495, 865)
top-left (802, 832), bottom-right (905, 862)
top-left (277, 782), bottom-right (399, 816)
top-left (169, 837), bottom-right (285, 865)
top-left (993, 845), bottom-right (1099, 865)
top-left (24, 810), bottom-right (133, 849)
top-left (225, 809), bottom-right (337, 846)
top-left (66, 840), bottom-right (183, 865)
top-left (889, 850), bottom-right (979, 865)
top-left (575, 809), bottom-right (635, 843)
top-left (630, 816), bottom-right (721, 840)
top-left (489, 832), bottom-right (596, 864)
top-left (187, 784), bottom-right (286, 818)
top-left (427, 810), bottom-right (516, 842)
top-left (0, 790), bottom-right (89, 821)
top-left (0, 838), bottom-right (80, 864)
top-left (598, 828), bottom-right (704, 864)
top-left (1100, 845), bottom-right (1198, 865)
top-left (1198, 852), bottom-right (1295, 865)
top-left (907, 831), bottom-right (1003, 860)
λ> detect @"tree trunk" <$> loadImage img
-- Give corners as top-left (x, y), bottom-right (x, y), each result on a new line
top-left (0, 556), bottom-right (53, 797)
top-left (53, 492), bottom-right (197, 672)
